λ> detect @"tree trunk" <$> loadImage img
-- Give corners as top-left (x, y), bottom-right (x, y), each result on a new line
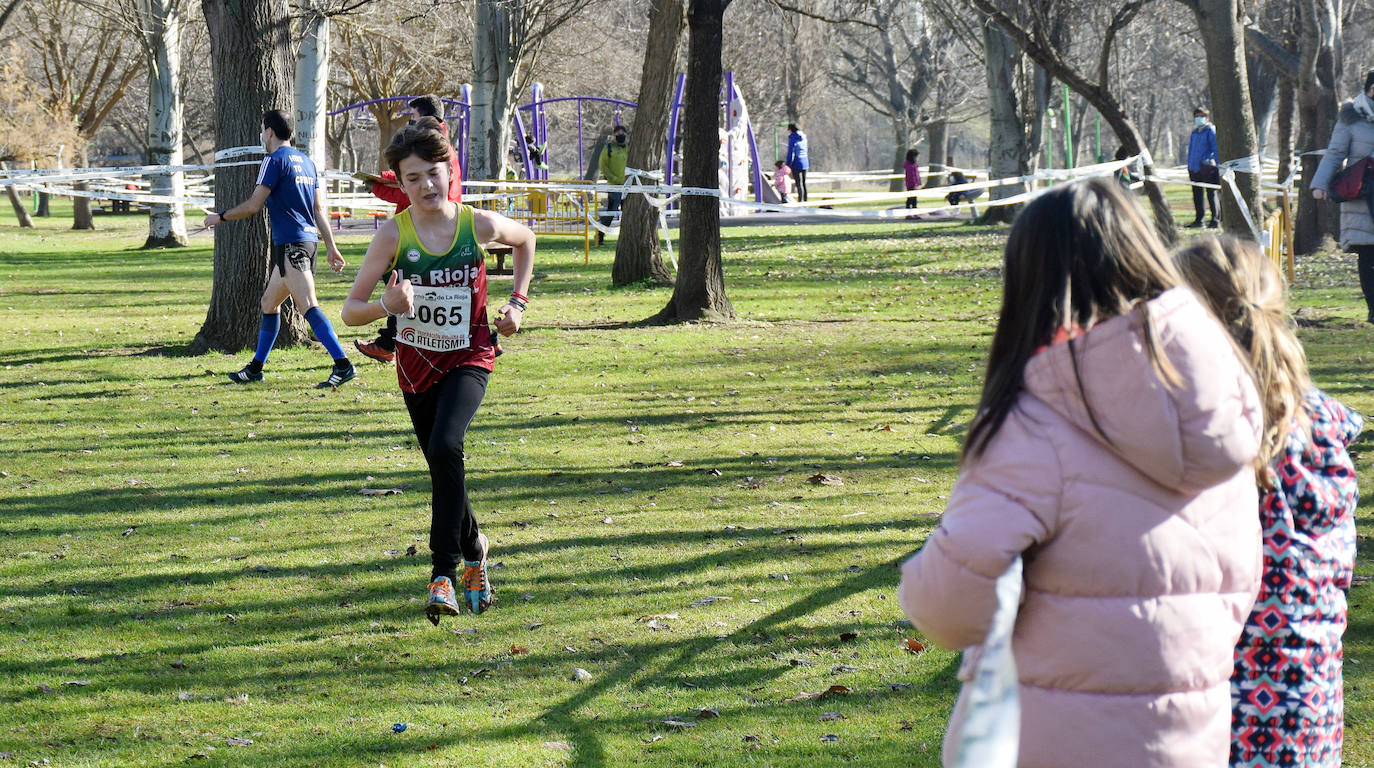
top-left (293, 5), bottom-right (329, 167)
top-left (982, 18), bottom-right (1024, 223)
top-left (191, 0), bottom-right (305, 355)
top-left (1293, 0), bottom-right (1341, 254)
top-left (470, 0), bottom-right (517, 182)
top-left (36, 192), bottom-right (49, 217)
top-left (612, 0), bottom-right (682, 287)
top-left (925, 119), bottom-right (947, 186)
top-left (890, 125), bottom-right (909, 193)
top-left (1189, 0), bottom-right (1261, 237)
top-left (72, 145), bottom-right (94, 230)
top-left (2, 163), bottom-right (34, 228)
top-left (649, 0), bottom-right (733, 324)
top-left (141, 0), bottom-right (188, 249)
top-left (1276, 78), bottom-right (1294, 188)
top-left (1248, 46), bottom-right (1279, 154)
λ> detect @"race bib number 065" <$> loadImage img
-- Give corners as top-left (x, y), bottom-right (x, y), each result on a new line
top-left (396, 285), bottom-right (472, 352)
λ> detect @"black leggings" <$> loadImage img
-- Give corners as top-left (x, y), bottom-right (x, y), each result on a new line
top-left (793, 169), bottom-right (807, 202)
top-left (1351, 246), bottom-right (1374, 317)
top-left (403, 365), bottom-right (490, 581)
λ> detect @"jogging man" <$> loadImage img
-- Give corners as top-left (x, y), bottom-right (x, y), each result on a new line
top-left (205, 109), bottom-right (356, 388)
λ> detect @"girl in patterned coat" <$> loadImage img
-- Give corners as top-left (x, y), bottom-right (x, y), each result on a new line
top-left (1174, 236), bottom-right (1363, 768)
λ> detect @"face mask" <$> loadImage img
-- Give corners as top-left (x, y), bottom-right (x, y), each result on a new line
top-left (1194, 116), bottom-right (1206, 127)
top-left (615, 134), bottom-right (627, 145)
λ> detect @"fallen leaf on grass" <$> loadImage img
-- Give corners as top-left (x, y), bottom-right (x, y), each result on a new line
top-left (664, 460), bottom-right (684, 467)
top-left (839, 631), bottom-right (859, 643)
top-left (643, 735), bottom-right (663, 744)
top-left (359, 488), bottom-right (403, 496)
top-left (898, 720), bottom-right (915, 731)
top-left (544, 741), bottom-right (572, 751)
top-left (510, 645), bottom-right (529, 655)
top-left (224, 694), bottom-right (249, 705)
top-left (660, 719), bottom-right (696, 729)
top-left (696, 708), bottom-right (719, 720)
top-left (628, 703), bottom-right (651, 710)
top-left (646, 620), bottom-right (671, 631)
top-left (820, 685), bottom-right (852, 699)
top-left (405, 545), bottom-right (417, 556)
top-left (225, 737), bottom-right (253, 746)
top-left (740, 477), bottom-right (763, 490)
top-left (527, 622), bottom-right (545, 630)
top-left (36, 684), bottom-right (53, 694)
top-left (820, 711), bottom-right (846, 722)
top-left (689, 596), bottom-right (731, 608)
top-left (832, 665), bottom-right (860, 673)
top-left (61, 680), bottom-right (90, 686)
top-left (807, 472), bottom-right (843, 486)
top-left (571, 668), bottom-right (593, 682)
top-left (873, 424), bottom-right (893, 431)
top-left (904, 638), bottom-right (927, 654)
top-left (821, 733), bottom-right (839, 742)
top-left (637, 613), bottom-right (679, 622)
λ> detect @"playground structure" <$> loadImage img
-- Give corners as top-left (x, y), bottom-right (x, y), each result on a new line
top-left (327, 72), bottom-right (770, 207)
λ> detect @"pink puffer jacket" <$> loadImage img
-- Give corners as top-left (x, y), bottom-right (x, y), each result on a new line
top-left (900, 288), bottom-right (1263, 768)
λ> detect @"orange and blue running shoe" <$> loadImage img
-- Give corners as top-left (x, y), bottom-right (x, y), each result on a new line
top-left (426, 575), bottom-right (459, 625)
top-left (461, 533), bottom-right (495, 615)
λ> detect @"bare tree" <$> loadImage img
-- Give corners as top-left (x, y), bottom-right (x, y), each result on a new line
top-left (190, 0), bottom-right (303, 354)
top-left (0, 42), bottom-right (81, 227)
top-left (829, 0), bottom-right (941, 191)
top-left (650, 0), bottom-right (735, 323)
top-left (1175, 0), bottom-right (1261, 235)
top-left (966, 0), bottom-right (1178, 241)
top-left (468, 0), bottom-right (603, 182)
top-left (23, 0), bottom-right (141, 230)
top-left (612, 0), bottom-right (684, 287)
top-left (1247, 0), bottom-right (1344, 253)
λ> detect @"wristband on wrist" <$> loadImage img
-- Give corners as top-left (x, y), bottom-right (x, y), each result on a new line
top-left (379, 293), bottom-right (398, 316)
top-left (217, 210), bottom-right (228, 221)
top-left (510, 291), bottom-right (529, 303)
top-left (507, 296), bottom-right (528, 311)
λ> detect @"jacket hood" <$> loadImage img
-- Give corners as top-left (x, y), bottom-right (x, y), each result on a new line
top-left (1339, 101), bottom-right (1367, 126)
top-left (1021, 287), bottom-right (1261, 493)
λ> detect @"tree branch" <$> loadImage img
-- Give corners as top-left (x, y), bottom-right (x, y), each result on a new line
top-left (1243, 25), bottom-right (1299, 78)
top-left (759, 0), bottom-right (881, 28)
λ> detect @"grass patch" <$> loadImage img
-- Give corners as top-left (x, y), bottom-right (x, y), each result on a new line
top-left (0, 201), bottom-right (1371, 767)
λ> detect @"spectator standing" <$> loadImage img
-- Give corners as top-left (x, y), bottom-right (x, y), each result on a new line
top-left (904, 148), bottom-right (921, 209)
top-left (786, 123), bottom-right (809, 203)
top-left (1186, 107), bottom-right (1220, 229)
top-left (597, 125), bottom-right (629, 246)
top-left (1310, 68), bottom-right (1374, 323)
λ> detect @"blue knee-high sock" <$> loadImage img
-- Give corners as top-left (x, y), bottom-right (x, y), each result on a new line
top-left (253, 313), bottom-right (280, 365)
top-left (304, 306), bottom-right (348, 363)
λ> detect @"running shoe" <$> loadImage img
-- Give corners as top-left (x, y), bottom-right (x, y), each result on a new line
top-left (426, 575), bottom-right (460, 625)
top-left (461, 533), bottom-right (495, 615)
top-left (316, 363), bottom-right (356, 389)
top-left (354, 339), bottom-right (395, 363)
top-left (227, 365), bottom-right (263, 384)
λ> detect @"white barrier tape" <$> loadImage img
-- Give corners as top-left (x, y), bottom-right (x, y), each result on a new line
top-left (1219, 166), bottom-right (1262, 240)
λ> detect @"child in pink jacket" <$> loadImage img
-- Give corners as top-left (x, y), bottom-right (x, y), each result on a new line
top-left (772, 160), bottom-right (792, 203)
top-left (1175, 236), bottom-right (1362, 768)
top-left (900, 178), bottom-right (1263, 768)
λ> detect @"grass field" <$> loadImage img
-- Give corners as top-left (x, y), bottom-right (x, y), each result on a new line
top-left (1, 198), bottom-right (1371, 767)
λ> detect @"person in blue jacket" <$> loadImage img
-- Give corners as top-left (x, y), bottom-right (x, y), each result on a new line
top-left (1186, 107), bottom-right (1220, 229)
top-left (786, 123), bottom-right (809, 203)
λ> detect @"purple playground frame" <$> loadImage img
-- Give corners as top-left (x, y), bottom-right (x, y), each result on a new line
top-left (327, 73), bottom-right (764, 202)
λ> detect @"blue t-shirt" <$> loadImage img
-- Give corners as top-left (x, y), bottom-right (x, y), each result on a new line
top-left (255, 146), bottom-right (320, 245)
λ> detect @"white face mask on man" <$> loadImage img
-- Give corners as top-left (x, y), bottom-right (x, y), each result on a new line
top-left (1194, 116), bottom-right (1207, 128)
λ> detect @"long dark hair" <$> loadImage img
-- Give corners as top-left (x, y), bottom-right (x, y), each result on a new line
top-left (963, 178), bottom-right (1182, 460)
top-left (906, 148), bottom-right (919, 164)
